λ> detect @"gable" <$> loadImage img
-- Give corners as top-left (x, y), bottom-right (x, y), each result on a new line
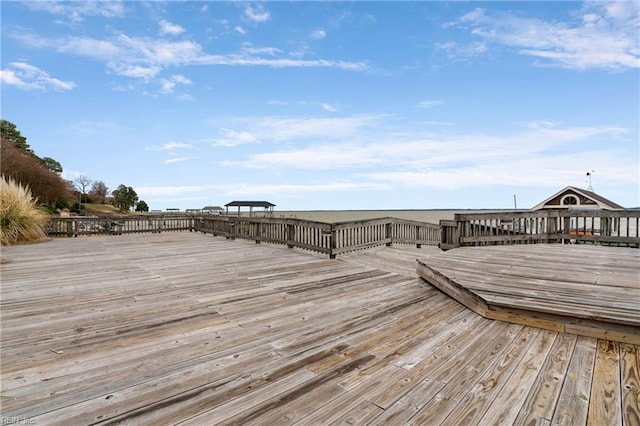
top-left (531, 186), bottom-right (624, 210)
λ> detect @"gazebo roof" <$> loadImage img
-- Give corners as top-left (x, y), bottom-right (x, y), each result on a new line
top-left (225, 201), bottom-right (276, 208)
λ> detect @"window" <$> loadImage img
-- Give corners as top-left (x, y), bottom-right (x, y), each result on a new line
top-left (562, 195), bottom-right (578, 205)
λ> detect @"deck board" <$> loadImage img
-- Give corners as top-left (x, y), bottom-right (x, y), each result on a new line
top-left (417, 244), bottom-right (640, 343)
top-left (1, 233), bottom-right (638, 424)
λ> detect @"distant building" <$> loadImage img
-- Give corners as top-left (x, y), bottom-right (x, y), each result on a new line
top-left (531, 186), bottom-right (624, 211)
top-left (225, 201), bottom-right (275, 217)
top-left (202, 206), bottom-right (224, 215)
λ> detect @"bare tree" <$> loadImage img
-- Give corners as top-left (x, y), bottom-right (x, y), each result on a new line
top-left (89, 180), bottom-right (109, 204)
top-left (74, 175), bottom-right (92, 195)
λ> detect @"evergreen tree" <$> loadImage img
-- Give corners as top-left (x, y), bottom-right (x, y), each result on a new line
top-left (112, 185), bottom-right (138, 211)
top-left (0, 120), bottom-right (32, 153)
top-left (135, 200), bottom-right (149, 212)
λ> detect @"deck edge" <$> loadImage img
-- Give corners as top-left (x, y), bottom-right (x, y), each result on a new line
top-left (416, 259), bottom-right (640, 345)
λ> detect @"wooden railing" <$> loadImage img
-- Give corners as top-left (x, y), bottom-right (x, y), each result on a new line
top-left (194, 216), bottom-right (441, 258)
top-left (440, 209), bottom-right (640, 249)
top-left (48, 210), bottom-right (637, 255)
top-left (46, 216), bottom-right (193, 237)
top-left (45, 215), bottom-right (440, 258)
top-left (193, 216), bottom-right (333, 255)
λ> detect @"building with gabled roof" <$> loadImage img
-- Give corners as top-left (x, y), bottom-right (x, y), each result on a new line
top-left (531, 186), bottom-right (624, 210)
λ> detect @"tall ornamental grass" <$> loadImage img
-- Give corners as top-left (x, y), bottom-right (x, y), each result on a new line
top-left (1, 175), bottom-right (48, 245)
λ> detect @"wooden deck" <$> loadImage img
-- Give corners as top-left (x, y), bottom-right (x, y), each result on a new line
top-left (1, 233), bottom-right (638, 425)
top-left (417, 245), bottom-right (640, 345)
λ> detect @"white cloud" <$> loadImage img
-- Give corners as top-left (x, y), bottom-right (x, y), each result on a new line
top-left (134, 119), bottom-right (635, 205)
top-left (235, 26), bottom-right (246, 35)
top-left (138, 185), bottom-right (216, 197)
top-left (240, 45), bottom-right (282, 56)
top-left (416, 100), bottom-right (444, 109)
top-left (146, 142), bottom-right (194, 151)
top-left (219, 120), bottom-right (634, 191)
top-left (321, 103), bottom-right (338, 112)
top-left (170, 74), bottom-right (191, 85)
top-left (0, 62), bottom-right (75, 91)
top-left (460, 8), bottom-right (486, 23)
top-left (224, 181), bottom-right (388, 196)
top-left (26, 1), bottom-right (124, 23)
top-left (112, 64), bottom-right (162, 80)
top-left (311, 29), bottom-right (326, 40)
top-left (447, 1), bottom-right (640, 70)
top-left (11, 30), bottom-right (368, 80)
top-left (55, 37), bottom-right (121, 59)
top-left (228, 144), bottom-right (379, 169)
top-left (165, 157), bottom-right (194, 164)
top-left (244, 4), bottom-right (271, 23)
top-left (435, 40), bottom-right (488, 60)
top-left (137, 181), bottom-right (387, 200)
top-left (364, 149), bottom-right (638, 189)
top-left (423, 121), bottom-right (452, 126)
top-left (212, 114), bottom-right (384, 146)
top-left (212, 129), bottom-right (259, 147)
top-left (159, 19), bottom-right (185, 36)
top-left (159, 74), bottom-right (192, 94)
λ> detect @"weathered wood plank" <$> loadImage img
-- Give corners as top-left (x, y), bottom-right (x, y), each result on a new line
top-left (417, 244), bottom-right (640, 343)
top-left (424, 326), bottom-right (541, 425)
top-left (477, 329), bottom-right (559, 425)
top-left (239, 382), bottom-right (346, 425)
top-left (587, 340), bottom-right (622, 425)
top-left (1, 233), bottom-right (636, 425)
top-left (620, 343), bottom-right (640, 425)
top-left (512, 332), bottom-right (578, 425)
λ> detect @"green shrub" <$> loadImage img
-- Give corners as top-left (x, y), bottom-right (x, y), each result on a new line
top-left (0, 175), bottom-right (48, 245)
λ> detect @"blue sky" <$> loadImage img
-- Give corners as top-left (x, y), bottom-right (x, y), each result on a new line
top-left (2, 1), bottom-right (639, 211)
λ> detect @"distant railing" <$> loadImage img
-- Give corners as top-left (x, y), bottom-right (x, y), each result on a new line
top-left (194, 216), bottom-right (333, 255)
top-left (45, 215), bottom-right (440, 258)
top-left (440, 209), bottom-right (640, 249)
top-left (46, 216), bottom-right (192, 237)
top-left (194, 216), bottom-right (440, 258)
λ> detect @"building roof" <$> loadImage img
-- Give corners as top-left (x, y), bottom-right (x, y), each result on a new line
top-left (531, 186), bottom-right (624, 210)
top-left (225, 201), bottom-right (276, 208)
top-left (202, 206), bottom-right (224, 211)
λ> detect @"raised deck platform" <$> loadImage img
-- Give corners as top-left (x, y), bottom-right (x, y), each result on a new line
top-left (417, 244), bottom-right (640, 345)
top-left (1, 233), bottom-right (638, 424)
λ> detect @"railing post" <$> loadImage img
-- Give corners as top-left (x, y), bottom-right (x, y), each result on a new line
top-left (385, 222), bottom-right (393, 247)
top-left (439, 219), bottom-right (460, 250)
top-left (329, 225), bottom-right (337, 259)
top-left (228, 219), bottom-right (236, 240)
top-left (287, 223), bottom-right (295, 248)
top-left (66, 219), bottom-right (75, 238)
top-left (256, 221), bottom-right (261, 244)
top-left (562, 215), bottom-right (571, 244)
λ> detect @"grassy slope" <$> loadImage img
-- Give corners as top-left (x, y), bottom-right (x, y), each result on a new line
top-left (83, 204), bottom-right (128, 216)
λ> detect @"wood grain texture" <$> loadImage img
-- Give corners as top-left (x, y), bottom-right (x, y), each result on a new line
top-left (0, 233), bottom-right (636, 425)
top-left (620, 343), bottom-right (640, 425)
top-left (587, 340), bottom-right (622, 425)
top-left (417, 244), bottom-right (640, 343)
